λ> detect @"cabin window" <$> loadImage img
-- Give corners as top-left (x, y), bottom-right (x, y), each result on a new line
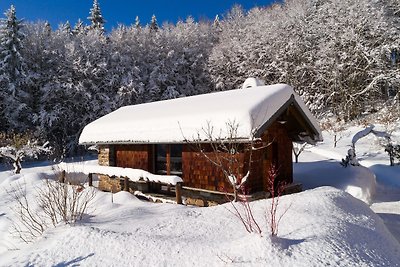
top-left (155, 144), bottom-right (182, 176)
top-left (170, 144), bottom-right (183, 175)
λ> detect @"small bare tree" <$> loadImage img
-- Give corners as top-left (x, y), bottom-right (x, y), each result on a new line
top-left (226, 163), bottom-right (290, 237)
top-left (7, 172), bottom-right (96, 243)
top-left (292, 142), bottom-right (307, 163)
top-left (320, 117), bottom-right (346, 148)
top-left (0, 132), bottom-right (51, 174)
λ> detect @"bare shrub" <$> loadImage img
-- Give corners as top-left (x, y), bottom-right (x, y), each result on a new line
top-left (265, 164), bottom-right (290, 236)
top-left (228, 164), bottom-right (290, 237)
top-left (227, 185), bottom-right (262, 235)
top-left (320, 117), bottom-right (346, 148)
top-left (185, 120), bottom-right (270, 202)
top-left (7, 181), bottom-right (47, 243)
top-left (7, 173), bottom-right (96, 243)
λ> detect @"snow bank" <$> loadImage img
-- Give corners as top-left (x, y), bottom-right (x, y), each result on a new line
top-left (1, 186), bottom-right (399, 266)
top-left (58, 162), bottom-right (183, 185)
top-left (79, 83), bottom-right (322, 144)
top-left (294, 151), bottom-right (376, 204)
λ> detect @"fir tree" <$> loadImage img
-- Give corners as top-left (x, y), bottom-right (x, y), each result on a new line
top-left (0, 5), bottom-right (27, 131)
top-left (60, 21), bottom-right (72, 35)
top-left (44, 21), bottom-right (51, 37)
top-left (135, 16), bottom-right (141, 29)
top-left (213, 14), bottom-right (220, 28)
top-left (0, 5), bottom-right (25, 84)
top-left (149, 14), bottom-right (158, 32)
top-left (88, 0), bottom-right (105, 33)
top-left (73, 19), bottom-right (85, 35)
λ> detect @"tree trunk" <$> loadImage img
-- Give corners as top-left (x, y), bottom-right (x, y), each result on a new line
top-left (14, 157), bottom-right (22, 174)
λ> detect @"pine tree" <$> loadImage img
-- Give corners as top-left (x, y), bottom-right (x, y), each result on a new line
top-left (213, 14), bottom-right (220, 28)
top-left (73, 19), bottom-right (85, 35)
top-left (88, 0), bottom-right (105, 33)
top-left (135, 16), bottom-right (141, 29)
top-left (0, 5), bottom-right (25, 85)
top-left (44, 21), bottom-right (51, 36)
top-left (0, 5), bottom-right (27, 131)
top-left (149, 14), bottom-right (158, 32)
top-left (60, 21), bottom-right (72, 35)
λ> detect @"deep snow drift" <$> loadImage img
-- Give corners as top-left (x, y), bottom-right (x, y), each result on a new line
top-left (1, 123), bottom-right (400, 266)
top-left (0, 168), bottom-right (399, 266)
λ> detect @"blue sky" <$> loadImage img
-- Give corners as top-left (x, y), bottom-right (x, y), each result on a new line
top-left (0, 1), bottom-right (278, 31)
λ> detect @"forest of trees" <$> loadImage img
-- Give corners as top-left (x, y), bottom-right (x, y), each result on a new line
top-left (0, 0), bottom-right (399, 157)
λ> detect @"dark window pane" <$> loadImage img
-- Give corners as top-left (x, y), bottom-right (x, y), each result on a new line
top-left (170, 144), bottom-right (182, 175)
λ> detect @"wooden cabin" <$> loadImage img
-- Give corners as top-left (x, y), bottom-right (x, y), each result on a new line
top-left (79, 79), bottom-right (322, 206)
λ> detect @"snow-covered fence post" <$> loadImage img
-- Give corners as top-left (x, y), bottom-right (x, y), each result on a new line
top-left (88, 173), bottom-right (93, 186)
top-left (175, 182), bottom-right (183, 204)
top-left (60, 170), bottom-right (66, 183)
top-left (124, 176), bottom-right (129, 191)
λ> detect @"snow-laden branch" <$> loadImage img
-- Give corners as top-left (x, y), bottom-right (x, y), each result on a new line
top-left (0, 135), bottom-right (52, 174)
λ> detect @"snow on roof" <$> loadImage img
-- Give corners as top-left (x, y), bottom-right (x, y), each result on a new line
top-left (79, 83), bottom-right (322, 144)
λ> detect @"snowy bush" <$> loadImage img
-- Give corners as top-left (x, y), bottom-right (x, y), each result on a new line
top-left (0, 132), bottom-right (51, 173)
top-left (7, 174), bottom-right (96, 243)
top-left (341, 148), bottom-right (359, 168)
top-left (385, 144), bottom-right (400, 166)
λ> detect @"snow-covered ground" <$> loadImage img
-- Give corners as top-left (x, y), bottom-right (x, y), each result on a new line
top-left (295, 123), bottom-right (400, 245)
top-left (0, 124), bottom-right (400, 266)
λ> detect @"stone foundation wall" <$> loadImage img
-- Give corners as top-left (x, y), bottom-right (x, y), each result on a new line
top-left (98, 175), bottom-right (122, 192)
top-left (98, 145), bottom-right (115, 166)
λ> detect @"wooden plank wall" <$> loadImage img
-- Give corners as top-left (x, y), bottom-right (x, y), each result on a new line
top-left (114, 144), bottom-right (153, 171)
top-left (262, 121), bottom-right (293, 190)
top-left (182, 144), bottom-right (246, 193)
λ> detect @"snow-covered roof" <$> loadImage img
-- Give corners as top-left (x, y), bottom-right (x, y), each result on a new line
top-left (79, 83), bottom-right (322, 145)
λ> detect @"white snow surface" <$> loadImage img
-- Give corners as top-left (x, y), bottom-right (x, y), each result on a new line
top-left (0, 168), bottom-right (399, 266)
top-left (1, 123), bottom-right (400, 266)
top-left (59, 161), bottom-right (183, 185)
top-left (79, 83), bottom-right (322, 144)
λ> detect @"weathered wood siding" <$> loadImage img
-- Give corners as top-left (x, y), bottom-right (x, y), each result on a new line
top-left (181, 144), bottom-right (243, 192)
top-left (261, 121), bottom-right (293, 189)
top-left (114, 144), bottom-right (153, 171)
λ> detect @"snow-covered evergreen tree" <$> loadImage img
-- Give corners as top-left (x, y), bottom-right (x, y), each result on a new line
top-left (0, 5), bottom-right (28, 131)
top-left (135, 16), bottom-right (141, 29)
top-left (149, 14), bottom-right (158, 32)
top-left (0, 5), bottom-right (24, 82)
top-left (73, 19), bottom-right (86, 35)
top-left (60, 21), bottom-right (72, 35)
top-left (88, 0), bottom-right (105, 33)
